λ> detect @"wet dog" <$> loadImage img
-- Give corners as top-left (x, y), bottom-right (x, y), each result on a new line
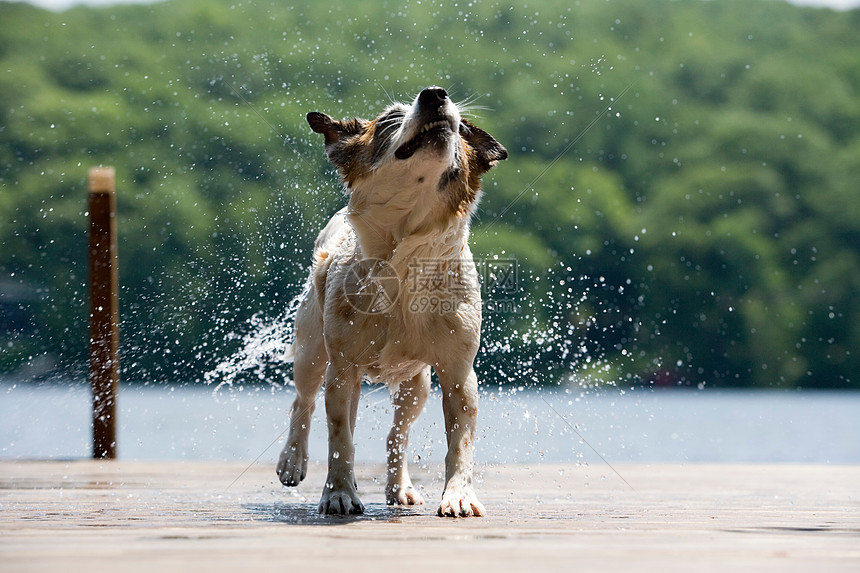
top-left (276, 87), bottom-right (507, 517)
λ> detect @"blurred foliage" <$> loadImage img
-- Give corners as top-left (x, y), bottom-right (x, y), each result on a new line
top-left (0, 0), bottom-right (858, 389)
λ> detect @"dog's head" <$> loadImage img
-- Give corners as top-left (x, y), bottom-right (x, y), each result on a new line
top-left (307, 87), bottom-right (507, 216)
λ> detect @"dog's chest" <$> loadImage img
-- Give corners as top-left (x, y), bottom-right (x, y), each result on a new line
top-left (359, 276), bottom-right (480, 384)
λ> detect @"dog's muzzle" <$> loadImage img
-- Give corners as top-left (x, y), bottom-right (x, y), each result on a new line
top-left (394, 87), bottom-right (459, 160)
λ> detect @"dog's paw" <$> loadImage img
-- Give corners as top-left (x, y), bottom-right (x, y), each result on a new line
top-left (319, 487), bottom-right (365, 515)
top-left (385, 483), bottom-right (425, 506)
top-left (276, 445), bottom-right (307, 487)
top-left (437, 485), bottom-right (485, 518)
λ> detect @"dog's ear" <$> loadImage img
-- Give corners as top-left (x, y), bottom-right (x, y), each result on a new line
top-left (307, 112), bottom-right (369, 178)
top-left (307, 112), bottom-right (339, 145)
top-left (459, 119), bottom-right (508, 175)
top-left (307, 112), bottom-right (365, 146)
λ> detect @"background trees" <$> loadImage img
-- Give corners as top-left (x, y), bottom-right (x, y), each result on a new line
top-left (1, 0), bottom-right (858, 388)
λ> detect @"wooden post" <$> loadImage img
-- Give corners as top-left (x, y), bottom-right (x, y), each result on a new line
top-left (88, 167), bottom-right (119, 459)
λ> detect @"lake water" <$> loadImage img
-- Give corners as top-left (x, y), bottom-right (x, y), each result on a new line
top-left (1, 380), bottom-right (858, 465)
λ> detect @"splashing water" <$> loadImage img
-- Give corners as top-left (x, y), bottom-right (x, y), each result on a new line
top-left (204, 281), bottom-right (309, 394)
top-left (203, 268), bottom-right (638, 397)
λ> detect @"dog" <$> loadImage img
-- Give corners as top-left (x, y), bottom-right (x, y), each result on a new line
top-left (276, 87), bottom-right (507, 517)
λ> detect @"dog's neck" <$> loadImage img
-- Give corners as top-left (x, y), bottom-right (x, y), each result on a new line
top-left (345, 157), bottom-right (472, 261)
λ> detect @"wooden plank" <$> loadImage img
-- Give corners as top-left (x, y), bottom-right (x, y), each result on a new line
top-left (1, 461), bottom-right (858, 572)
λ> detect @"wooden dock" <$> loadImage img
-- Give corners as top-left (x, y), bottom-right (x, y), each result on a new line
top-left (1, 460), bottom-right (858, 571)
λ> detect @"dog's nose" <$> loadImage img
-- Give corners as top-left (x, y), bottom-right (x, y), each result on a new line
top-left (418, 87), bottom-right (448, 106)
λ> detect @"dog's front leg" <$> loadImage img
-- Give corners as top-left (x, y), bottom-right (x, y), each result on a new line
top-left (276, 307), bottom-right (327, 486)
top-left (319, 361), bottom-right (364, 515)
top-left (386, 368), bottom-right (430, 506)
top-left (436, 363), bottom-right (485, 517)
